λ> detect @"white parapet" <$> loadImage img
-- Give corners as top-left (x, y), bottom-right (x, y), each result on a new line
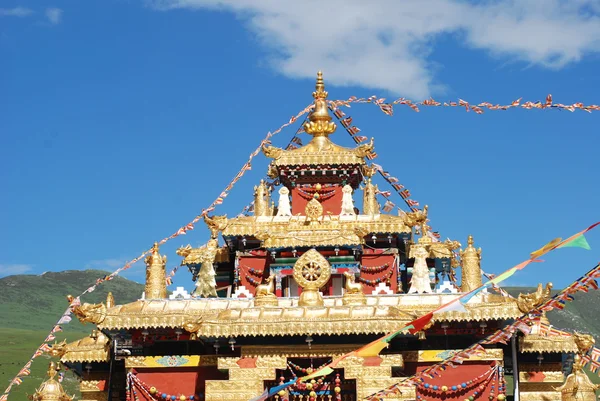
top-left (169, 287), bottom-right (192, 299)
top-left (232, 285), bottom-right (253, 299)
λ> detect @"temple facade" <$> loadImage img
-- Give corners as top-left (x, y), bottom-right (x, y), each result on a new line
top-left (45, 73), bottom-right (598, 401)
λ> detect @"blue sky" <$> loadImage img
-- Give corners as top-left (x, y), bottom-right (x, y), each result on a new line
top-left (1, 0), bottom-right (599, 291)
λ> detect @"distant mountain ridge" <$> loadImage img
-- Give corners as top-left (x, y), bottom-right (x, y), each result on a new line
top-left (0, 269), bottom-right (145, 332)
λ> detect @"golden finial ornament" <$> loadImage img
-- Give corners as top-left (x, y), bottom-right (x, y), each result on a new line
top-left (459, 235), bottom-right (483, 293)
top-left (105, 292), bottom-right (115, 308)
top-left (303, 71), bottom-right (337, 139)
top-left (29, 362), bottom-right (74, 401)
top-left (144, 242), bottom-right (167, 299)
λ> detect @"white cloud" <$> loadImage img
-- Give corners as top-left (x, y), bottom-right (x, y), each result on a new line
top-left (0, 7), bottom-right (33, 17)
top-left (0, 264), bottom-right (33, 277)
top-left (149, 0), bottom-right (600, 98)
top-left (45, 7), bottom-right (62, 25)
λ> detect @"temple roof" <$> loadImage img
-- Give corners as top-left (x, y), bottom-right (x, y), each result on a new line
top-left (519, 334), bottom-right (578, 353)
top-left (264, 138), bottom-right (370, 167)
top-left (221, 213), bottom-right (411, 248)
top-left (90, 293), bottom-right (520, 337)
top-left (46, 330), bottom-right (110, 363)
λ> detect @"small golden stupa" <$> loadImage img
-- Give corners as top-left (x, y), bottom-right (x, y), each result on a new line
top-left (557, 354), bottom-right (600, 401)
top-left (29, 362), bottom-right (73, 401)
top-left (557, 333), bottom-right (600, 401)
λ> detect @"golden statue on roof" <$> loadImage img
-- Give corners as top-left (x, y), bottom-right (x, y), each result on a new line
top-left (517, 282), bottom-right (553, 313)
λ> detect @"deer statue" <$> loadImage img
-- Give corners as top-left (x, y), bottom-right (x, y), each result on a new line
top-left (343, 271), bottom-right (363, 295)
top-left (256, 276), bottom-right (275, 297)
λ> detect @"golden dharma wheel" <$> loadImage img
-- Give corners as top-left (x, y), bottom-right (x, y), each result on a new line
top-left (293, 249), bottom-right (331, 290)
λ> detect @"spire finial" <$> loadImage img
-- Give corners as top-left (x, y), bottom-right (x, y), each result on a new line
top-left (313, 71), bottom-right (327, 100)
top-left (47, 362), bottom-right (57, 380)
top-left (305, 71), bottom-right (336, 137)
top-left (468, 235), bottom-right (474, 247)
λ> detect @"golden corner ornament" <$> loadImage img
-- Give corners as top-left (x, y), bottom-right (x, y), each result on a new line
top-left (22, 72), bottom-right (598, 401)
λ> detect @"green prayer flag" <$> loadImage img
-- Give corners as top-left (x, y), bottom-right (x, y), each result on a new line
top-left (558, 234), bottom-right (591, 250)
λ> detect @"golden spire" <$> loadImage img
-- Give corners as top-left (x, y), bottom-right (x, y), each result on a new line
top-left (304, 71), bottom-right (337, 138)
top-left (144, 242), bottom-right (167, 299)
top-left (29, 362), bottom-right (73, 401)
top-left (106, 292), bottom-right (115, 308)
top-left (459, 235), bottom-right (483, 293)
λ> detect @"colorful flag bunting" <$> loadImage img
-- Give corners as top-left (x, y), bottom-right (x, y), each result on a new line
top-left (557, 234), bottom-right (591, 250)
top-left (383, 200), bottom-right (395, 212)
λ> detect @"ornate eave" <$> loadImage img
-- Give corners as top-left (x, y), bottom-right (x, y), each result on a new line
top-left (178, 246), bottom-right (230, 265)
top-left (222, 214), bottom-right (411, 248)
top-left (265, 140), bottom-right (368, 167)
top-left (58, 332), bottom-right (110, 363)
top-left (519, 334), bottom-right (578, 353)
top-left (96, 295), bottom-right (521, 336)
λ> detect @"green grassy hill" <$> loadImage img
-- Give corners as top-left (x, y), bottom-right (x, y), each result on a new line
top-left (0, 270), bottom-right (145, 400)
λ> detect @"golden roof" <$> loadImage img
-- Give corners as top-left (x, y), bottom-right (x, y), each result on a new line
top-left (29, 362), bottom-right (73, 401)
top-left (221, 214), bottom-right (410, 248)
top-left (262, 72), bottom-right (375, 167)
top-left (61, 331), bottom-right (110, 363)
top-left (93, 294), bottom-right (521, 337)
top-left (46, 330), bottom-right (110, 363)
top-left (519, 334), bottom-right (578, 353)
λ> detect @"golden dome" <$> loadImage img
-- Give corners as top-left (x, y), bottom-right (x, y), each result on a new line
top-left (29, 362), bottom-right (73, 401)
